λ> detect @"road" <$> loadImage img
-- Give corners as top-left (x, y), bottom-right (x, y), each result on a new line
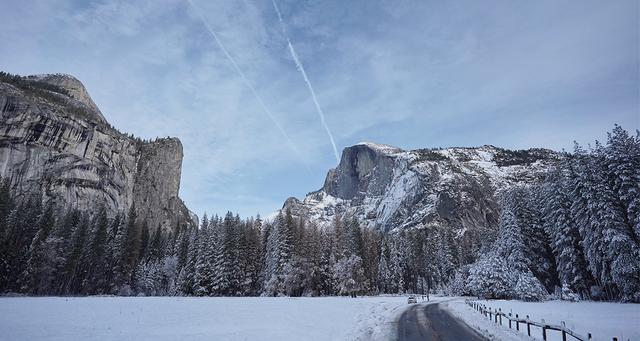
top-left (397, 302), bottom-right (487, 341)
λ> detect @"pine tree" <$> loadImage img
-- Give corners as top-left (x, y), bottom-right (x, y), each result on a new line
top-left (606, 125), bottom-right (640, 241)
top-left (591, 144), bottom-right (640, 300)
top-left (177, 227), bottom-right (199, 295)
top-left (543, 164), bottom-right (592, 297)
top-left (104, 213), bottom-right (123, 294)
top-left (377, 238), bottom-right (391, 293)
top-left (495, 190), bottom-right (528, 271)
top-left (262, 219), bottom-right (279, 296)
top-left (388, 238), bottom-right (404, 293)
top-left (51, 209), bottom-right (80, 294)
top-left (193, 214), bottom-right (214, 296)
top-left (111, 205), bottom-right (141, 295)
top-left (86, 205), bottom-right (109, 294)
top-left (211, 212), bottom-right (240, 296)
top-left (521, 187), bottom-right (558, 291)
top-left (22, 203), bottom-right (55, 294)
top-left (435, 227), bottom-right (456, 286)
top-left (62, 213), bottom-right (90, 294)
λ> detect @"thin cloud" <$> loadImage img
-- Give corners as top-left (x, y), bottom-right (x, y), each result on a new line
top-left (272, 0), bottom-right (340, 164)
top-left (186, 0), bottom-right (306, 164)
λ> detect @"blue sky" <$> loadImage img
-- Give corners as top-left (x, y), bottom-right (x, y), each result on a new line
top-left (1, 0), bottom-right (638, 217)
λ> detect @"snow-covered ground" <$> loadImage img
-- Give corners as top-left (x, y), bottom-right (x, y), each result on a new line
top-left (0, 296), bottom-right (409, 341)
top-left (444, 298), bottom-right (640, 341)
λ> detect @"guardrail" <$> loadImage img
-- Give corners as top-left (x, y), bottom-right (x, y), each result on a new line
top-left (465, 299), bottom-right (622, 341)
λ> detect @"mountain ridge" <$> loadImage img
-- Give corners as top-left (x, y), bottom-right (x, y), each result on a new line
top-left (283, 142), bottom-right (560, 254)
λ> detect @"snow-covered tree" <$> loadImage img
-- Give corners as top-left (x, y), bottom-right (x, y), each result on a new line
top-left (543, 164), bottom-right (592, 297)
top-left (513, 270), bottom-right (548, 301)
top-left (333, 254), bottom-right (366, 297)
top-left (467, 254), bottom-right (513, 299)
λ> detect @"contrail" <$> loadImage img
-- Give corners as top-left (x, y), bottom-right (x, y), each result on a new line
top-left (271, 0), bottom-right (340, 164)
top-left (186, 0), bottom-right (306, 163)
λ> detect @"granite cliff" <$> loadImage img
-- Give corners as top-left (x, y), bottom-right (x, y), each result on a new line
top-left (0, 72), bottom-right (194, 231)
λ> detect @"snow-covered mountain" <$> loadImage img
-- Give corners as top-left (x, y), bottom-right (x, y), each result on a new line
top-left (283, 142), bottom-right (560, 236)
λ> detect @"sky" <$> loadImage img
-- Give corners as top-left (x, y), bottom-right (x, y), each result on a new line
top-left (1, 0), bottom-right (638, 218)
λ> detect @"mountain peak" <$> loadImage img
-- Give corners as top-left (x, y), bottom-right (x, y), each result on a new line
top-left (26, 73), bottom-right (106, 123)
top-left (354, 142), bottom-right (404, 155)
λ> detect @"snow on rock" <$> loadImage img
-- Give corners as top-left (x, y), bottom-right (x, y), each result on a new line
top-left (282, 142), bottom-right (558, 236)
top-left (0, 296), bottom-right (408, 341)
top-left (355, 142), bottom-right (404, 155)
top-left (374, 161), bottom-right (420, 228)
top-left (444, 298), bottom-right (640, 341)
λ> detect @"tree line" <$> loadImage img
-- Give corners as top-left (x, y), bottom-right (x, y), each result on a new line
top-left (0, 185), bottom-right (466, 297)
top-left (0, 125), bottom-right (637, 301)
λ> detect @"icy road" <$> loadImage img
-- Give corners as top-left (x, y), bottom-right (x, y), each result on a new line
top-left (397, 301), bottom-right (487, 341)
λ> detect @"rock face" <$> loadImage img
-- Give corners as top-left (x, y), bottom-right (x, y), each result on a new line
top-left (284, 142), bottom-right (559, 245)
top-left (0, 73), bottom-right (194, 231)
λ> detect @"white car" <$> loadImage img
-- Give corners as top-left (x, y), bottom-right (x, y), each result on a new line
top-left (407, 296), bottom-right (417, 304)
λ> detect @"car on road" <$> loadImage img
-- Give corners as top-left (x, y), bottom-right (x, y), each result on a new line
top-left (407, 296), bottom-right (417, 304)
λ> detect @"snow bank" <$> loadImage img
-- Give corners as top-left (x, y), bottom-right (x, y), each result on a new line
top-left (444, 298), bottom-right (640, 341)
top-left (0, 296), bottom-right (408, 341)
top-left (349, 295), bottom-right (409, 340)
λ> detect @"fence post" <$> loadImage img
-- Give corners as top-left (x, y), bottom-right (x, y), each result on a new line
top-left (498, 309), bottom-right (502, 326)
top-left (515, 314), bottom-right (519, 331)
top-left (561, 321), bottom-right (567, 341)
top-left (494, 309), bottom-right (498, 323)
top-left (542, 326), bottom-right (547, 341)
top-left (613, 338), bottom-right (618, 341)
top-left (526, 315), bottom-right (530, 336)
top-left (508, 313), bottom-right (512, 329)
top-left (588, 333), bottom-right (592, 340)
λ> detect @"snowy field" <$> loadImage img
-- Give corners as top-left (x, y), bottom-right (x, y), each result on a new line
top-left (0, 296), bottom-right (408, 341)
top-left (445, 299), bottom-right (640, 341)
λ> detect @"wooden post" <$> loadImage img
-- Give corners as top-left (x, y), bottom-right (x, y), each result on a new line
top-left (562, 321), bottom-right (567, 341)
top-left (508, 313), bottom-right (512, 329)
top-left (515, 314), bottom-right (519, 331)
top-left (542, 326), bottom-right (547, 341)
top-left (494, 310), bottom-right (498, 323)
top-left (526, 315), bottom-right (530, 336)
top-left (588, 333), bottom-right (592, 340)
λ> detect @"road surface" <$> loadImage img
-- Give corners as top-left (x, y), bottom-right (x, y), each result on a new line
top-left (397, 302), bottom-right (487, 341)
